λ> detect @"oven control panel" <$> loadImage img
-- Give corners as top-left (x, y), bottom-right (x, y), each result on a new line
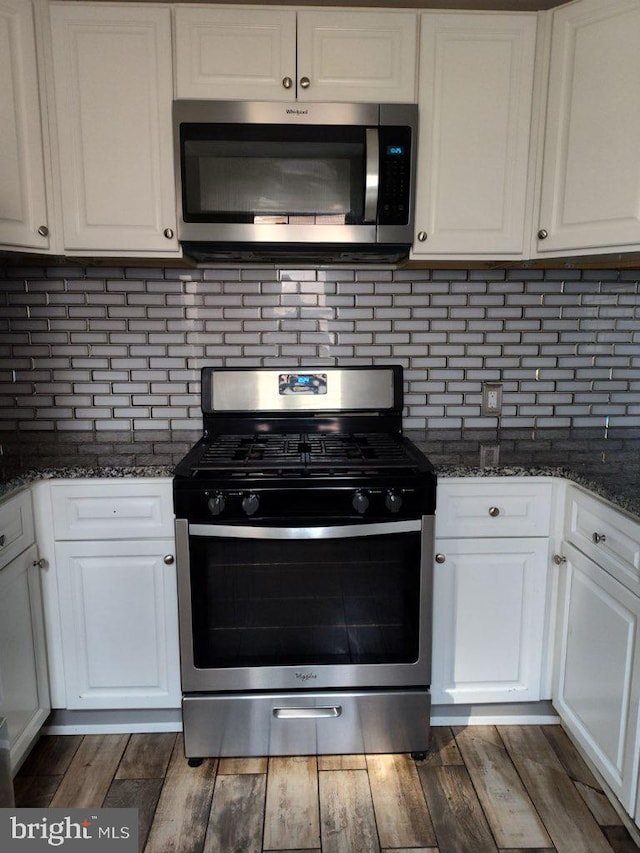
top-left (177, 483), bottom-right (436, 523)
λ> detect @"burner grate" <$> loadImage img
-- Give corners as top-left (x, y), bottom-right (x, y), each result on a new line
top-left (193, 432), bottom-right (417, 473)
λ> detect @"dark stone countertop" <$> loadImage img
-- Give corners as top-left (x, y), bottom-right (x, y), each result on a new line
top-left (1, 427), bottom-right (639, 521)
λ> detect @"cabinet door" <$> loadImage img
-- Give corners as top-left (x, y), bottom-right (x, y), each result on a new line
top-left (174, 6), bottom-right (296, 101)
top-left (432, 537), bottom-right (549, 704)
top-left (536, 0), bottom-right (640, 255)
top-left (0, 0), bottom-right (49, 251)
top-left (50, 3), bottom-right (179, 254)
top-left (413, 12), bottom-right (536, 258)
top-left (555, 543), bottom-right (640, 813)
top-left (297, 10), bottom-right (417, 103)
top-left (56, 539), bottom-right (180, 709)
top-left (0, 544), bottom-right (50, 771)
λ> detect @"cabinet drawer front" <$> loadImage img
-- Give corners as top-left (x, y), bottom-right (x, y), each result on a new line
top-left (0, 489), bottom-right (35, 570)
top-left (51, 481), bottom-right (173, 540)
top-left (565, 486), bottom-right (640, 596)
top-left (435, 481), bottom-right (552, 538)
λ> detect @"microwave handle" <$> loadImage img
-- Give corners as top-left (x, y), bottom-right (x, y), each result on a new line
top-left (364, 128), bottom-right (380, 223)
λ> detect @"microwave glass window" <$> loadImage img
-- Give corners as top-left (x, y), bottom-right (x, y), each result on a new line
top-left (181, 125), bottom-right (366, 225)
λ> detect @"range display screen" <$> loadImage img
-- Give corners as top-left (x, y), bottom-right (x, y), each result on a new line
top-left (278, 373), bottom-right (328, 395)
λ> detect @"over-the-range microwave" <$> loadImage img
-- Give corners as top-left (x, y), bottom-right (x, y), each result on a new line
top-left (173, 100), bottom-right (418, 263)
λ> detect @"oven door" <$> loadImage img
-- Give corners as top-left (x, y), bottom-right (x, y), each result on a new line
top-left (176, 517), bottom-right (433, 693)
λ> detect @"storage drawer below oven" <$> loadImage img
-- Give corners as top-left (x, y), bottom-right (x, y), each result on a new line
top-left (182, 689), bottom-right (430, 757)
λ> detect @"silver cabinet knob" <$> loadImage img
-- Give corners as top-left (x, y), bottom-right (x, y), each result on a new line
top-left (0, 534), bottom-right (4, 547)
top-left (32, 557), bottom-right (48, 569)
top-left (435, 554), bottom-right (446, 564)
top-left (37, 225), bottom-right (49, 237)
top-left (417, 231), bottom-right (428, 242)
top-left (537, 228), bottom-right (548, 240)
top-left (163, 227), bottom-right (174, 239)
top-left (488, 506), bottom-right (500, 517)
top-left (299, 76), bottom-right (311, 89)
top-left (592, 532), bottom-right (607, 544)
top-left (282, 76), bottom-right (293, 89)
top-left (553, 554), bottom-right (567, 566)
top-left (163, 554), bottom-right (175, 565)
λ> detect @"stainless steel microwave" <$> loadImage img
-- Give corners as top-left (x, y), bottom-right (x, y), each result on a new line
top-left (173, 100), bottom-right (418, 263)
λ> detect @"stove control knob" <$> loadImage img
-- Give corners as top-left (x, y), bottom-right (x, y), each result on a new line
top-left (385, 491), bottom-right (403, 514)
top-left (242, 492), bottom-right (260, 516)
top-left (207, 492), bottom-right (226, 516)
top-left (352, 490), bottom-right (369, 515)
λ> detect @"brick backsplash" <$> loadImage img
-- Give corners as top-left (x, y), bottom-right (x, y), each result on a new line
top-left (1, 264), bottom-right (639, 432)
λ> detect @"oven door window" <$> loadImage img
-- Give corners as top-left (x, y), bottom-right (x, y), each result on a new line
top-left (180, 124), bottom-right (366, 225)
top-left (189, 530), bottom-right (421, 668)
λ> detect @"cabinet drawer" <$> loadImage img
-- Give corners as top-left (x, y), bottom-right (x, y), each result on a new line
top-left (435, 481), bottom-right (552, 538)
top-left (565, 486), bottom-right (640, 597)
top-left (0, 489), bottom-right (35, 571)
top-left (51, 480), bottom-right (173, 540)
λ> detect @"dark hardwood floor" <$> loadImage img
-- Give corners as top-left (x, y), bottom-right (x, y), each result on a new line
top-left (13, 724), bottom-right (640, 853)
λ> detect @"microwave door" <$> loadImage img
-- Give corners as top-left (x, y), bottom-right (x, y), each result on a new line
top-left (364, 128), bottom-right (380, 224)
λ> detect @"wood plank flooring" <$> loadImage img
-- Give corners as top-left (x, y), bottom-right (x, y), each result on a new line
top-left (13, 725), bottom-right (640, 853)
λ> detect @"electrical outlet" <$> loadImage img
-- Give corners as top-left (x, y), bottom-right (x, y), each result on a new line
top-left (480, 444), bottom-right (500, 468)
top-left (482, 383), bottom-right (503, 416)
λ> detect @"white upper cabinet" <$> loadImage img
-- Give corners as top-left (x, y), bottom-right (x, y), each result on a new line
top-left (535, 0), bottom-right (640, 256)
top-left (296, 10), bottom-right (417, 103)
top-left (49, 3), bottom-right (179, 255)
top-left (174, 5), bottom-right (417, 103)
top-left (174, 6), bottom-right (297, 101)
top-left (0, 0), bottom-right (49, 252)
top-left (412, 12), bottom-right (537, 259)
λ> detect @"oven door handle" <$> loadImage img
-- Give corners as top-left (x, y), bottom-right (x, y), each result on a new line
top-left (188, 520), bottom-right (422, 539)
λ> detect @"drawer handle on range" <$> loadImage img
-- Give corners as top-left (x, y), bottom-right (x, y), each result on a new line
top-left (273, 706), bottom-right (342, 720)
top-left (163, 554), bottom-right (175, 564)
top-left (488, 506), bottom-right (500, 517)
top-left (435, 554), bottom-right (446, 564)
top-left (592, 532), bottom-right (607, 544)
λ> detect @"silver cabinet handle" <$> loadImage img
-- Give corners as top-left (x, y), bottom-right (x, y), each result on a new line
top-left (435, 554), bottom-right (446, 564)
top-left (282, 76), bottom-right (293, 89)
top-left (537, 228), bottom-right (548, 240)
top-left (417, 231), bottom-right (428, 242)
top-left (163, 554), bottom-right (175, 564)
top-left (273, 706), bottom-right (342, 719)
top-left (163, 227), bottom-right (174, 239)
top-left (592, 532), bottom-right (607, 544)
top-left (32, 557), bottom-right (48, 569)
top-left (488, 506), bottom-right (500, 517)
top-left (299, 76), bottom-right (310, 89)
top-left (553, 554), bottom-right (567, 566)
top-left (37, 225), bottom-right (49, 237)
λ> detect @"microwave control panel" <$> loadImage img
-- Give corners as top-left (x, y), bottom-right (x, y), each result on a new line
top-left (378, 126), bottom-right (413, 225)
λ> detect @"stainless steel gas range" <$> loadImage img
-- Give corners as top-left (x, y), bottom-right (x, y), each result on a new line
top-left (173, 365), bottom-right (436, 760)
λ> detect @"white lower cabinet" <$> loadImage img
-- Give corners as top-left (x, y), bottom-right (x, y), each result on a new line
top-left (49, 480), bottom-right (180, 711)
top-left (55, 539), bottom-right (180, 710)
top-left (555, 542), bottom-right (640, 813)
top-left (432, 479), bottom-right (553, 705)
top-left (432, 537), bottom-right (549, 704)
top-left (0, 490), bottom-right (50, 772)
